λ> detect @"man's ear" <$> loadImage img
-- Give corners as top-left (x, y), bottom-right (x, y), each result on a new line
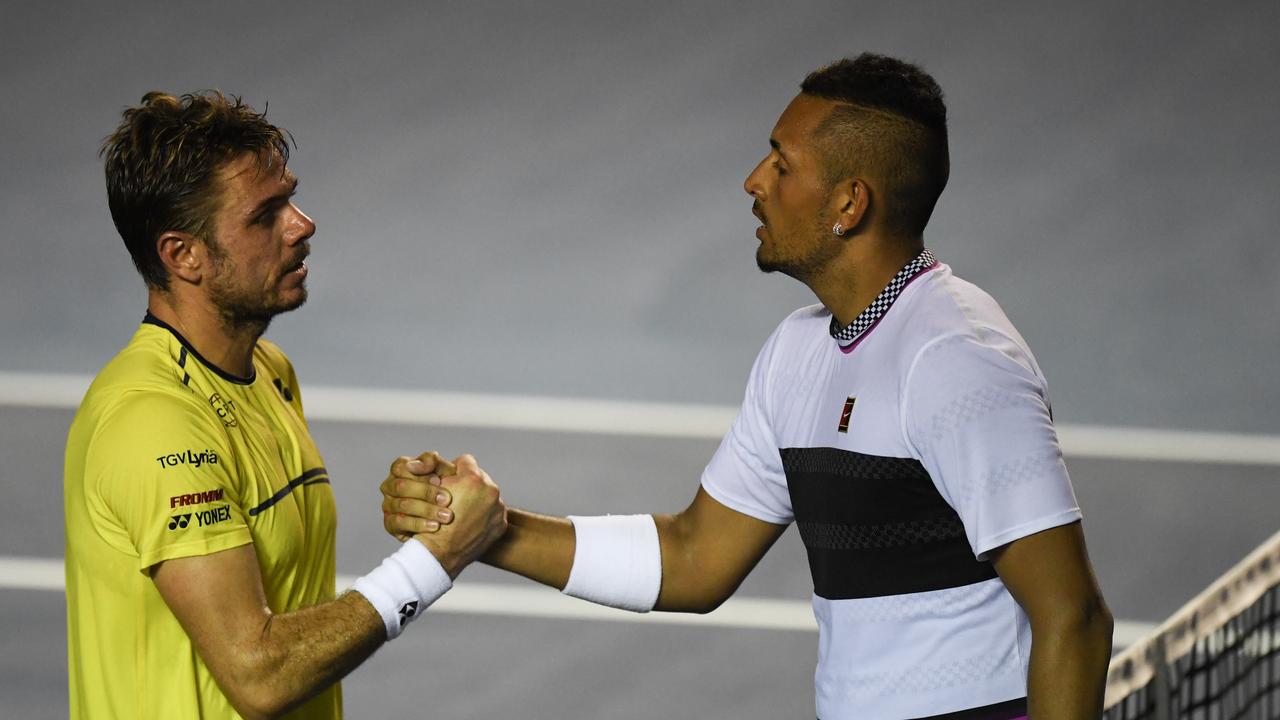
top-left (155, 231), bottom-right (207, 285)
top-left (830, 177), bottom-right (872, 236)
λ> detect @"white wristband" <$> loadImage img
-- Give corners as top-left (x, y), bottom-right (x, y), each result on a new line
top-left (352, 540), bottom-right (452, 640)
top-left (562, 514), bottom-right (662, 612)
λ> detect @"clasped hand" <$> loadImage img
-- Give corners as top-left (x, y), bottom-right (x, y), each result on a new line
top-left (380, 451), bottom-right (507, 578)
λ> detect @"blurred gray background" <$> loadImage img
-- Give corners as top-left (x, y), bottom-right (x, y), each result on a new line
top-left (3, 0), bottom-right (1277, 431)
top-left (2, 1), bottom-right (1278, 717)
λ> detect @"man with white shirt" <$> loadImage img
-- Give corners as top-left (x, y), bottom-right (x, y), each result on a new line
top-left (385, 53), bottom-right (1113, 719)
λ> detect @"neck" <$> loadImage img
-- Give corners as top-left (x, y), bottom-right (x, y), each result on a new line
top-left (808, 235), bottom-right (923, 327)
top-left (147, 289), bottom-right (264, 379)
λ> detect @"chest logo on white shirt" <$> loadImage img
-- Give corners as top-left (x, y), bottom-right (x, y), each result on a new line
top-left (837, 396), bottom-right (856, 433)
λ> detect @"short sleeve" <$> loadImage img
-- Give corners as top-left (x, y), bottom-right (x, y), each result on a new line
top-left (89, 391), bottom-right (253, 572)
top-left (903, 332), bottom-right (1081, 558)
top-left (700, 328), bottom-right (794, 525)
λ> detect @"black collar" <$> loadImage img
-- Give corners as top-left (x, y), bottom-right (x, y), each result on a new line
top-left (142, 312), bottom-right (256, 385)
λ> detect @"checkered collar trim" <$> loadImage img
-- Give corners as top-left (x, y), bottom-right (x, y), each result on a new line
top-left (829, 248), bottom-right (937, 346)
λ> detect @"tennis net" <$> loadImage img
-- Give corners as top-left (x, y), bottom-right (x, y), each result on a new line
top-left (1104, 530), bottom-right (1280, 719)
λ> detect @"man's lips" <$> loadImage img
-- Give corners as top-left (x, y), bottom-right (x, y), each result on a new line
top-left (284, 255), bottom-right (309, 278)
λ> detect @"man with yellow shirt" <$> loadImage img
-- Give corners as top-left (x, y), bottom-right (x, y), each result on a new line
top-left (64, 91), bottom-right (508, 719)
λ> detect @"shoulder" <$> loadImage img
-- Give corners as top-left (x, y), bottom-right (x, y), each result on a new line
top-left (780, 302), bottom-right (829, 330)
top-left (82, 326), bottom-right (209, 424)
top-left (78, 328), bottom-right (228, 438)
top-left (898, 265), bottom-right (1041, 380)
top-left (764, 303), bottom-right (829, 353)
top-left (74, 384), bottom-right (232, 508)
top-left (96, 323), bottom-right (188, 386)
top-left (898, 266), bottom-right (1011, 338)
top-left (252, 337), bottom-right (295, 379)
top-left (745, 303), bottom-right (830, 382)
top-left (90, 387), bottom-right (224, 450)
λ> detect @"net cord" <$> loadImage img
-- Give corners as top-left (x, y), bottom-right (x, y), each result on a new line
top-left (1104, 529), bottom-right (1280, 710)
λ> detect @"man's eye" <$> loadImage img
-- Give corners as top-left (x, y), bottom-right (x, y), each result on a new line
top-left (773, 161), bottom-right (787, 175)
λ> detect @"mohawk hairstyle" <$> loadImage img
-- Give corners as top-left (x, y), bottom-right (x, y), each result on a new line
top-left (100, 91), bottom-right (292, 289)
top-left (801, 54), bottom-right (950, 239)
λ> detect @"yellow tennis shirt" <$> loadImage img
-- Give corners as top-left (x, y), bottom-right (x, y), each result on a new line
top-left (64, 315), bottom-right (340, 719)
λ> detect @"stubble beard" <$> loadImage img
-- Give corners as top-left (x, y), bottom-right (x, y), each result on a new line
top-left (206, 247), bottom-right (306, 338)
top-left (755, 212), bottom-right (840, 285)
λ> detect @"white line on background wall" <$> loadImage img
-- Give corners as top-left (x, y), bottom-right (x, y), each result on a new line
top-left (0, 555), bottom-right (1155, 646)
top-left (3, 371), bottom-right (1277, 465)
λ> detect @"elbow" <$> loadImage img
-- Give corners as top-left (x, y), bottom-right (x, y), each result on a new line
top-left (1037, 592), bottom-right (1115, 658)
top-left (1091, 601), bottom-right (1116, 652)
top-left (221, 648), bottom-right (297, 720)
top-left (685, 594), bottom-right (729, 615)
top-left (696, 583), bottom-right (741, 614)
top-left (1077, 592), bottom-right (1115, 648)
top-left (232, 700), bottom-right (279, 720)
top-left (224, 678), bottom-right (285, 720)
top-left (655, 582), bottom-right (734, 615)
top-left (1076, 598), bottom-right (1115, 678)
top-left (228, 677), bottom-right (294, 720)
top-left (657, 597), bottom-right (723, 615)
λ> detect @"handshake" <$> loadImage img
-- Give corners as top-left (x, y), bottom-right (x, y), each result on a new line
top-left (379, 452), bottom-right (508, 579)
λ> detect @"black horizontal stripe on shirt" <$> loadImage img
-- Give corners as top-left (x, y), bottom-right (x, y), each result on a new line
top-left (781, 447), bottom-right (996, 599)
top-left (248, 467), bottom-right (330, 516)
top-left (912, 697), bottom-right (1027, 720)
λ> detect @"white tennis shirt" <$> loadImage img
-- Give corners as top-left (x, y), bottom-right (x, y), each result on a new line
top-left (702, 254), bottom-right (1080, 719)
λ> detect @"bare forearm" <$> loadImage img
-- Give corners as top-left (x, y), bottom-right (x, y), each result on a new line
top-left (481, 508), bottom-right (575, 588)
top-left (1026, 608), bottom-right (1114, 719)
top-left (226, 592), bottom-right (384, 719)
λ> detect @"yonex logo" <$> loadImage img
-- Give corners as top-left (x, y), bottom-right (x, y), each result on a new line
top-left (837, 396), bottom-right (856, 433)
top-left (272, 378), bottom-right (294, 402)
top-left (166, 506), bottom-right (233, 531)
top-left (398, 601), bottom-right (419, 626)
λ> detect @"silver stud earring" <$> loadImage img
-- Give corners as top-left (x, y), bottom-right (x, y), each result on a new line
top-left (832, 223), bottom-right (845, 237)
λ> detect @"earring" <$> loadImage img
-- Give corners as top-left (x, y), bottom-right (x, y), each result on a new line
top-left (832, 223), bottom-right (845, 237)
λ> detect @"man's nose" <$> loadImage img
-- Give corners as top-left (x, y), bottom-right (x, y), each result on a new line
top-left (288, 206), bottom-right (316, 244)
top-left (743, 157), bottom-right (767, 199)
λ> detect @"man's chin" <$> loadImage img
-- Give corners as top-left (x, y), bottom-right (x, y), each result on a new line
top-left (756, 247), bottom-right (776, 273)
top-left (268, 285), bottom-right (309, 316)
top-left (757, 251), bottom-right (813, 284)
top-left (755, 248), bottom-right (787, 275)
top-left (281, 288), bottom-right (308, 313)
top-left (220, 294), bottom-right (307, 331)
